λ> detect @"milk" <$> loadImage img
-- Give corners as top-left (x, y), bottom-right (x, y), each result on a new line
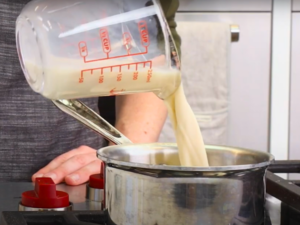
top-left (24, 58), bottom-right (181, 100)
top-left (165, 85), bottom-right (209, 167)
top-left (24, 57), bottom-right (209, 167)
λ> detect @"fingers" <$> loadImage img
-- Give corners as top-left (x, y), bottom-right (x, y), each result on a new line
top-left (38, 152), bottom-right (99, 184)
top-left (32, 146), bottom-right (97, 183)
top-left (65, 160), bottom-right (102, 186)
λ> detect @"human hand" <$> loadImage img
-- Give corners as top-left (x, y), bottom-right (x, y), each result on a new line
top-left (32, 146), bottom-right (102, 186)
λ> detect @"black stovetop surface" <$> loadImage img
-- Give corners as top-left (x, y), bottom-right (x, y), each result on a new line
top-left (1, 160), bottom-right (300, 225)
top-left (0, 211), bottom-right (108, 225)
top-left (0, 210), bottom-right (272, 225)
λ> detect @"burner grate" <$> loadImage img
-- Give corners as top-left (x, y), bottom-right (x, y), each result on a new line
top-left (267, 160), bottom-right (300, 225)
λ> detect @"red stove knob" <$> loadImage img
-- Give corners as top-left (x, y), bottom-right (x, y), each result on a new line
top-left (89, 174), bottom-right (104, 189)
top-left (86, 162), bottom-right (105, 208)
top-left (21, 177), bottom-right (70, 209)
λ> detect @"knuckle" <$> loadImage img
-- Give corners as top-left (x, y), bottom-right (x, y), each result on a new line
top-left (78, 145), bottom-right (91, 151)
top-left (53, 154), bottom-right (68, 163)
top-left (83, 160), bottom-right (101, 174)
top-left (73, 155), bottom-right (88, 166)
top-left (78, 145), bottom-right (94, 153)
top-left (77, 145), bottom-right (86, 150)
top-left (51, 170), bottom-right (67, 182)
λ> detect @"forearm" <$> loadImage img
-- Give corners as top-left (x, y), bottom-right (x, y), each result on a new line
top-left (114, 93), bottom-right (168, 143)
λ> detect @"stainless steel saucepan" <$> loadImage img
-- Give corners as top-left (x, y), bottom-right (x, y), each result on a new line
top-left (53, 99), bottom-right (274, 225)
top-left (98, 144), bottom-right (274, 225)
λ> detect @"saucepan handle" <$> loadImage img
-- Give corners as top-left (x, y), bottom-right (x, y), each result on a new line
top-left (268, 160), bottom-right (300, 173)
top-left (52, 99), bottom-right (132, 145)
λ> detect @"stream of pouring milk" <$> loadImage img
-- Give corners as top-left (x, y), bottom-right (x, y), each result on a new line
top-left (24, 57), bottom-right (209, 167)
top-left (164, 84), bottom-right (209, 167)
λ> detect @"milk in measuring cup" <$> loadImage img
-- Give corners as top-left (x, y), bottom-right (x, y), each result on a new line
top-left (24, 57), bottom-right (181, 100)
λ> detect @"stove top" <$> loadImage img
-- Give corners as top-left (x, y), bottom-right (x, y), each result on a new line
top-left (0, 211), bottom-right (108, 225)
top-left (0, 210), bottom-right (272, 225)
top-left (0, 160), bottom-right (299, 225)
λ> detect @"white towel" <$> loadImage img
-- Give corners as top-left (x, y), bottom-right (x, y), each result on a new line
top-left (159, 22), bottom-right (231, 145)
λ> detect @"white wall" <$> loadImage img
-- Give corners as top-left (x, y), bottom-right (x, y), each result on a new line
top-left (175, 13), bottom-right (271, 152)
top-left (289, 12), bottom-right (300, 179)
top-left (173, 0), bottom-right (299, 165)
top-left (174, 1), bottom-right (272, 152)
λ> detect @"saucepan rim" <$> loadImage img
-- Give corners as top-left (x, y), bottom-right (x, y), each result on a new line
top-left (97, 143), bottom-right (275, 172)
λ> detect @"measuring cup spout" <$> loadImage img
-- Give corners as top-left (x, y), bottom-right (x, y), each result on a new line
top-left (52, 99), bottom-right (132, 145)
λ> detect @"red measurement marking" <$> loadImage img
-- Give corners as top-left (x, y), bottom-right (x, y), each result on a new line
top-left (99, 75), bottom-right (104, 83)
top-left (117, 73), bottom-right (122, 82)
top-left (79, 74), bottom-right (84, 83)
top-left (123, 32), bottom-right (132, 53)
top-left (78, 41), bottom-right (88, 57)
top-left (109, 88), bottom-right (125, 96)
top-left (80, 61), bottom-right (152, 77)
top-left (81, 23), bottom-right (149, 64)
top-left (100, 28), bottom-right (111, 54)
top-left (146, 69), bottom-right (153, 82)
top-left (82, 50), bottom-right (149, 63)
top-left (138, 21), bottom-right (150, 47)
top-left (133, 71), bottom-right (139, 80)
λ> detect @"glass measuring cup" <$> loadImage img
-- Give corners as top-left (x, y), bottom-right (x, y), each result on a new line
top-left (16, 0), bottom-right (181, 100)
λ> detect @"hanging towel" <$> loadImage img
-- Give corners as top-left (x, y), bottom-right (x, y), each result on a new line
top-left (159, 22), bottom-right (232, 145)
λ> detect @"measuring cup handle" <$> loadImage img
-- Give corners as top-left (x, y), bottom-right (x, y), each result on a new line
top-left (52, 99), bottom-right (132, 145)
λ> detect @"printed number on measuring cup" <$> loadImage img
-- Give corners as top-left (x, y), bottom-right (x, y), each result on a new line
top-left (147, 69), bottom-right (152, 82)
top-left (117, 73), bottom-right (122, 82)
top-left (99, 75), bottom-right (104, 84)
top-left (133, 72), bottom-right (139, 80)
